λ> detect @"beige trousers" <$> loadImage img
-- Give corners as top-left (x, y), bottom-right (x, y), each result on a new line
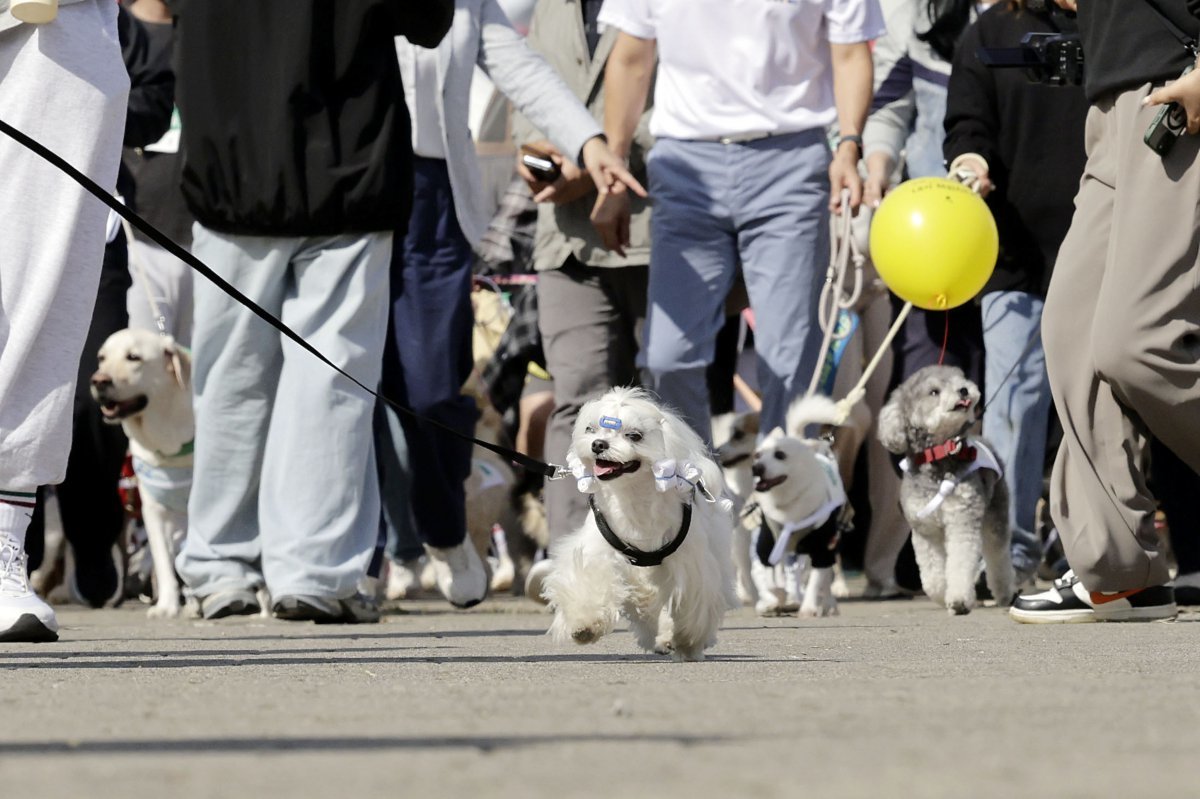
top-left (1043, 84), bottom-right (1200, 592)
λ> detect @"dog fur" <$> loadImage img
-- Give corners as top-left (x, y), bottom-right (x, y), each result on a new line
top-left (878, 365), bottom-right (1014, 615)
top-left (751, 395), bottom-right (847, 618)
top-left (542, 388), bottom-right (738, 661)
top-left (91, 328), bottom-right (193, 618)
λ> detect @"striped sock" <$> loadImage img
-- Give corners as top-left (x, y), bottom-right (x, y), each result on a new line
top-left (0, 489), bottom-right (36, 550)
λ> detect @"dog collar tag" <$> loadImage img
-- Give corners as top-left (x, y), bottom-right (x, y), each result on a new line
top-left (599, 416), bottom-right (622, 430)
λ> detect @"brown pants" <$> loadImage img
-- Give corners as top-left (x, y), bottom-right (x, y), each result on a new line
top-left (1043, 84), bottom-right (1200, 592)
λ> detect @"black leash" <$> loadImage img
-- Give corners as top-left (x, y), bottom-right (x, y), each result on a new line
top-left (0, 117), bottom-right (562, 480)
top-left (589, 494), bottom-right (692, 567)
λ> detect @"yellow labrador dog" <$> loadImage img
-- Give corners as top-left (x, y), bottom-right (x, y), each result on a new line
top-left (91, 329), bottom-right (194, 618)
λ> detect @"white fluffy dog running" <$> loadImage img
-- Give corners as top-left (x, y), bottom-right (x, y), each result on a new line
top-left (541, 388), bottom-right (738, 661)
top-left (878, 365), bottom-right (1014, 615)
top-left (750, 395), bottom-right (847, 618)
top-left (91, 328), bottom-right (194, 618)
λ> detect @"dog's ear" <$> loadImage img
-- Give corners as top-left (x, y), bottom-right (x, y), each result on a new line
top-left (876, 394), bottom-right (909, 454)
top-left (764, 426), bottom-right (785, 443)
top-left (163, 336), bottom-right (191, 391)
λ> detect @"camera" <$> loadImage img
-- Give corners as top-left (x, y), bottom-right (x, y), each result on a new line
top-left (1145, 65), bottom-right (1194, 155)
top-left (977, 31), bottom-right (1084, 86)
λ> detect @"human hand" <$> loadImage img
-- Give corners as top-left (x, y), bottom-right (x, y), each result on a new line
top-left (829, 147), bottom-right (863, 214)
top-left (1145, 66), bottom-right (1200, 134)
top-left (862, 150), bottom-right (894, 209)
top-left (516, 139), bottom-right (559, 196)
top-left (1053, 0), bottom-right (1077, 11)
top-left (948, 154), bottom-right (994, 197)
top-left (533, 155), bottom-right (595, 205)
top-left (590, 189), bottom-right (632, 256)
top-left (580, 135), bottom-right (647, 201)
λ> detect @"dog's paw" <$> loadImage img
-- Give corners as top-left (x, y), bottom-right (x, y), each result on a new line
top-left (147, 603), bottom-right (182, 619)
top-left (947, 600), bottom-right (972, 616)
top-left (798, 600), bottom-right (839, 618)
top-left (571, 624), bottom-right (604, 644)
top-left (671, 646), bottom-right (706, 663)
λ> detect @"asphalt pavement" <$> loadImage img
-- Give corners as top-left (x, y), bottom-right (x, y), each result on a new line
top-left (2, 589), bottom-right (1197, 799)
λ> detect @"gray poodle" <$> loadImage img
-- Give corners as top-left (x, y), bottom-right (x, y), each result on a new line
top-left (878, 365), bottom-right (1014, 614)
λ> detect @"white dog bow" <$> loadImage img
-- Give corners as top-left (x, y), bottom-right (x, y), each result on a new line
top-left (566, 450), bottom-right (597, 494)
top-left (654, 459), bottom-right (734, 511)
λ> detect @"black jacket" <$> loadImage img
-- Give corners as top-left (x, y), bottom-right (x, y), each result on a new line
top-left (944, 4), bottom-right (1089, 296)
top-left (1078, 0), bottom-right (1199, 102)
top-left (172, 0), bottom-right (453, 237)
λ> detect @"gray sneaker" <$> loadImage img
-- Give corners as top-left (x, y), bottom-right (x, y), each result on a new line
top-left (200, 587), bottom-right (262, 620)
top-left (272, 592), bottom-right (380, 624)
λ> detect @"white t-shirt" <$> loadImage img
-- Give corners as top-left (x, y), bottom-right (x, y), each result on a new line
top-left (598, 0), bottom-right (886, 140)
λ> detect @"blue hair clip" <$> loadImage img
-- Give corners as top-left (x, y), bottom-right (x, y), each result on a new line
top-left (599, 415), bottom-right (622, 430)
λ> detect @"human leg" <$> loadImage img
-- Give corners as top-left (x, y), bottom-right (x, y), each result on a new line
top-left (981, 290), bottom-right (1050, 583)
top-left (1048, 88), bottom-right (1200, 593)
top-left (127, 238), bottom-right (195, 346)
top-left (383, 158), bottom-right (484, 606)
top-left (640, 138), bottom-right (740, 443)
top-left (0, 1), bottom-right (128, 640)
top-left (732, 129), bottom-right (830, 435)
top-left (260, 232), bottom-right (391, 605)
top-left (176, 226), bottom-right (292, 606)
top-left (538, 259), bottom-right (647, 542)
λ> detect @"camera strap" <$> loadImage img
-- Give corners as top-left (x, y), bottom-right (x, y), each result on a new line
top-left (1143, 0), bottom-right (1199, 57)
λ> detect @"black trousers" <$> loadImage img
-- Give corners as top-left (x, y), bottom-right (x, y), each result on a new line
top-left (27, 235), bottom-right (130, 605)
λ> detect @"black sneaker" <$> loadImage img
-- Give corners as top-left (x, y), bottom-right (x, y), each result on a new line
top-left (200, 588), bottom-right (262, 620)
top-left (1009, 569), bottom-right (1176, 624)
top-left (272, 593), bottom-right (380, 624)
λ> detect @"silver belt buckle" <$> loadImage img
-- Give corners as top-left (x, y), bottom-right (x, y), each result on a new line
top-left (718, 131), bottom-right (770, 145)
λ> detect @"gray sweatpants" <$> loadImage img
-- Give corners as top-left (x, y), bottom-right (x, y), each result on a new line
top-left (0, 1), bottom-right (128, 492)
top-left (1042, 84), bottom-right (1200, 592)
top-left (177, 225), bottom-right (391, 600)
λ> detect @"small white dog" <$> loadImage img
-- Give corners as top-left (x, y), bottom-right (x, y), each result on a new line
top-left (751, 395), bottom-right (847, 618)
top-left (542, 388), bottom-right (738, 661)
top-left (91, 328), bottom-right (193, 618)
top-left (878, 365), bottom-right (1013, 615)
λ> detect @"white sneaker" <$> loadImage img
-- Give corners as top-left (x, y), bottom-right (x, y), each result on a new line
top-left (424, 540), bottom-right (488, 609)
top-left (0, 537), bottom-right (59, 642)
top-left (385, 557), bottom-right (423, 601)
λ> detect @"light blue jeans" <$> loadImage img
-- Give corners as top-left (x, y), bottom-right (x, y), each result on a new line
top-left (981, 290), bottom-right (1050, 578)
top-left (641, 130), bottom-right (830, 443)
top-left (177, 224), bottom-right (391, 600)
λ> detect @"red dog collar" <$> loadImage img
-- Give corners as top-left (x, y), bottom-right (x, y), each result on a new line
top-left (908, 437), bottom-right (977, 468)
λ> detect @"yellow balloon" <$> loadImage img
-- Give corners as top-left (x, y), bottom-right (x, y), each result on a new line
top-left (868, 177), bottom-right (998, 310)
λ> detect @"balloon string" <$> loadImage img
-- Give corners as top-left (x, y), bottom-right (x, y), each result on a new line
top-left (832, 301), bottom-right (913, 424)
top-left (937, 311), bottom-right (949, 366)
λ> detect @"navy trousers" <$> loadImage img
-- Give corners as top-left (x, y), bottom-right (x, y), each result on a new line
top-left (379, 157), bottom-right (477, 550)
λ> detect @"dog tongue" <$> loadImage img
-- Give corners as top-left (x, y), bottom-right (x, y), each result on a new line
top-left (593, 460), bottom-right (620, 477)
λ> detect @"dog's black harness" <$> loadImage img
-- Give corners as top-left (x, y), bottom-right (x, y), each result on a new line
top-left (589, 495), bottom-right (692, 567)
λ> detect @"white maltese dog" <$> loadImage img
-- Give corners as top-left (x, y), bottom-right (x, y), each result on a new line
top-left (541, 388), bottom-right (738, 661)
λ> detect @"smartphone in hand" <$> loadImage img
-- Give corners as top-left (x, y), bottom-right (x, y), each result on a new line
top-left (520, 145), bottom-right (562, 183)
